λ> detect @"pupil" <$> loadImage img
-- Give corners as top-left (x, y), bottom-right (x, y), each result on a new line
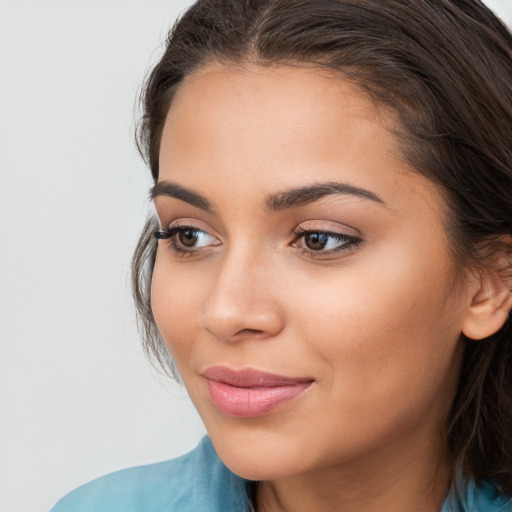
top-left (179, 229), bottom-right (199, 247)
top-left (305, 233), bottom-right (328, 250)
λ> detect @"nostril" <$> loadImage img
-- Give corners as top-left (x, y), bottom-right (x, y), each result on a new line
top-left (239, 328), bottom-right (263, 335)
top-left (230, 328), bottom-right (275, 342)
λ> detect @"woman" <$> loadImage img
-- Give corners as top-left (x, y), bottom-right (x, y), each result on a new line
top-left (51, 0), bottom-right (512, 510)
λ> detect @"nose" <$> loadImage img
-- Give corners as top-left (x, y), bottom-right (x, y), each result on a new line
top-left (200, 247), bottom-right (285, 343)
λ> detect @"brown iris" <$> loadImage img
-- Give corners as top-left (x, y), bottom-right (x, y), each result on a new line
top-left (304, 233), bottom-right (329, 251)
top-left (178, 229), bottom-right (199, 247)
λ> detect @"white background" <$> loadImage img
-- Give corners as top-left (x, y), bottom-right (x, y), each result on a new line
top-left (0, 1), bottom-right (511, 511)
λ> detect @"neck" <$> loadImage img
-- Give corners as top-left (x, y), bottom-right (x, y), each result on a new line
top-left (255, 427), bottom-right (451, 512)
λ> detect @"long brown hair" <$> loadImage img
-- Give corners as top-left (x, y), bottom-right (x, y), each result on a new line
top-left (132, 0), bottom-right (512, 492)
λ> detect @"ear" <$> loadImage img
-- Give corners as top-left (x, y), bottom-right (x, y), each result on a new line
top-left (461, 244), bottom-right (512, 341)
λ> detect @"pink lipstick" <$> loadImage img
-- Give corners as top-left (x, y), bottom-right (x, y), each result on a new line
top-left (203, 366), bottom-right (313, 418)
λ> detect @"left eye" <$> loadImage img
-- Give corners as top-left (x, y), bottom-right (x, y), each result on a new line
top-left (293, 230), bottom-right (360, 252)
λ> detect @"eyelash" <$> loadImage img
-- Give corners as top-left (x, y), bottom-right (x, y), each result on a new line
top-left (153, 225), bottom-right (362, 258)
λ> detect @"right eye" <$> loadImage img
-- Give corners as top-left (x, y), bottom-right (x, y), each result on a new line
top-left (154, 225), bottom-right (220, 255)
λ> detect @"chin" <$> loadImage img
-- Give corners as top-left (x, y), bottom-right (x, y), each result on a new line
top-left (206, 424), bottom-right (316, 481)
top-left (218, 449), bottom-right (296, 482)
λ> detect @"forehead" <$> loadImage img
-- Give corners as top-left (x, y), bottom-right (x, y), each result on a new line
top-left (164, 63), bottom-right (391, 148)
top-left (158, 63), bottom-right (443, 218)
top-left (175, 62), bottom-right (379, 115)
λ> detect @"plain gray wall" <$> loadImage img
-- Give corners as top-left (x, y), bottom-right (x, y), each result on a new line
top-left (0, 1), bottom-right (510, 512)
top-left (0, 2), bottom-right (205, 512)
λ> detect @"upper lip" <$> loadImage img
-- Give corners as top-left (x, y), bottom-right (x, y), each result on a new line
top-left (202, 365), bottom-right (314, 388)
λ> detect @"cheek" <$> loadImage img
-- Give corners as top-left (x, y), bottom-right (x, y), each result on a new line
top-left (150, 251), bottom-right (207, 368)
top-left (289, 242), bottom-right (462, 421)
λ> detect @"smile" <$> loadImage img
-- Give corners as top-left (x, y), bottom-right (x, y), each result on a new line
top-left (203, 366), bottom-right (314, 418)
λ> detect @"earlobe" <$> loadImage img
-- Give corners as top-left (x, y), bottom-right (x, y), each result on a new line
top-left (461, 266), bottom-right (512, 341)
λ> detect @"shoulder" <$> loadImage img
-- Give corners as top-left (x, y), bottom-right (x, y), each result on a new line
top-left (471, 481), bottom-right (512, 512)
top-left (50, 436), bottom-right (252, 512)
top-left (442, 476), bottom-right (512, 512)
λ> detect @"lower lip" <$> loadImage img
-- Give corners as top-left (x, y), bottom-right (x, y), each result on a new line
top-left (206, 380), bottom-right (312, 418)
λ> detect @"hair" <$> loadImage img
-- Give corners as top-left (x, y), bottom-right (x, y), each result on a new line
top-left (132, 0), bottom-right (512, 494)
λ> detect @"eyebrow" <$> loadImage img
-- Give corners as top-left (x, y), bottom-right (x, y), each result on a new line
top-left (264, 182), bottom-right (385, 211)
top-left (150, 181), bottom-right (213, 213)
top-left (150, 180), bottom-right (385, 213)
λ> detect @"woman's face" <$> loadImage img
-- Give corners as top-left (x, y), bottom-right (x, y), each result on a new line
top-left (151, 64), bottom-right (473, 481)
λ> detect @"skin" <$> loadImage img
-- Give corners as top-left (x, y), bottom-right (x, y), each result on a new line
top-left (151, 64), bottom-right (481, 512)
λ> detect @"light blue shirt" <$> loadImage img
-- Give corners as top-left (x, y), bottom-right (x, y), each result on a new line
top-left (50, 437), bottom-right (511, 511)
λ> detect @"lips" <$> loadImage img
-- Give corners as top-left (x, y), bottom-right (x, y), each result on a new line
top-left (203, 366), bottom-right (314, 418)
